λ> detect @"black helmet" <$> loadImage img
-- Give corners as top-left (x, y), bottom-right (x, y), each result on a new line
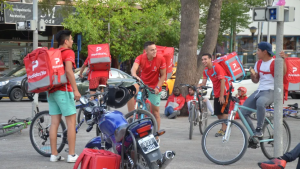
top-left (106, 85), bottom-right (136, 108)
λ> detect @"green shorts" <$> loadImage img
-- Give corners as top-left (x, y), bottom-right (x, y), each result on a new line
top-left (47, 91), bottom-right (76, 117)
top-left (147, 89), bottom-right (161, 107)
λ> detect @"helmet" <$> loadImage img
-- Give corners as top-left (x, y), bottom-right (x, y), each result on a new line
top-left (106, 85), bottom-right (136, 108)
top-left (238, 87), bottom-right (247, 96)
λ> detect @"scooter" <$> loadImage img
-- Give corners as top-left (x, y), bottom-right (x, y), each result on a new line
top-left (80, 88), bottom-right (176, 169)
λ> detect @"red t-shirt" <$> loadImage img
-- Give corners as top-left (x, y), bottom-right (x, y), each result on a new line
top-left (203, 63), bottom-right (230, 98)
top-left (84, 57), bottom-right (109, 80)
top-left (165, 94), bottom-right (185, 110)
top-left (49, 48), bottom-right (76, 93)
top-left (185, 94), bottom-right (198, 103)
top-left (134, 53), bottom-right (166, 89)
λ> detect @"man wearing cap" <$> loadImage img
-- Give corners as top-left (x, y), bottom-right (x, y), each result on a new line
top-left (241, 42), bottom-right (287, 138)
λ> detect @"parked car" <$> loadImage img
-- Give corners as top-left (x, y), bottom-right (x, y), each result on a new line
top-left (0, 67), bottom-right (135, 102)
top-left (161, 67), bottom-right (176, 100)
top-left (0, 67), bottom-right (29, 101)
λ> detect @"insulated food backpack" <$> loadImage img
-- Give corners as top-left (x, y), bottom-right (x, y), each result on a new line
top-left (24, 48), bottom-right (71, 93)
top-left (88, 44), bottom-right (111, 71)
top-left (212, 52), bottom-right (245, 82)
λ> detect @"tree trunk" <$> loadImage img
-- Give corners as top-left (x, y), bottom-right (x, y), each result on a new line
top-left (233, 20), bottom-right (237, 52)
top-left (175, 0), bottom-right (200, 116)
top-left (196, 0), bottom-right (223, 75)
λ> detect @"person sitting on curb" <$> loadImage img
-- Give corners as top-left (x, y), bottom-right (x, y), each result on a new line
top-left (164, 87), bottom-right (185, 119)
top-left (258, 143), bottom-right (300, 169)
top-left (186, 85), bottom-right (214, 117)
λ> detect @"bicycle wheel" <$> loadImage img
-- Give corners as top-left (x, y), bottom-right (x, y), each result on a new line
top-left (260, 118), bottom-right (291, 159)
top-left (189, 104), bottom-right (195, 140)
top-left (77, 108), bottom-right (84, 124)
top-left (0, 122), bottom-right (25, 137)
top-left (30, 111), bottom-right (66, 157)
top-left (199, 102), bottom-right (208, 135)
top-left (125, 109), bottom-right (157, 134)
top-left (202, 119), bottom-right (248, 165)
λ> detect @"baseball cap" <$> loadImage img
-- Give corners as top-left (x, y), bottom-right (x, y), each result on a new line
top-left (258, 42), bottom-right (275, 56)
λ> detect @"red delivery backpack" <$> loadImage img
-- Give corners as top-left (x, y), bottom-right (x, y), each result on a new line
top-left (156, 46), bottom-right (175, 79)
top-left (73, 148), bottom-right (121, 169)
top-left (213, 52), bottom-right (245, 82)
top-left (88, 44), bottom-right (111, 71)
top-left (283, 58), bottom-right (300, 100)
top-left (24, 48), bottom-right (70, 93)
top-left (142, 45), bottom-right (175, 80)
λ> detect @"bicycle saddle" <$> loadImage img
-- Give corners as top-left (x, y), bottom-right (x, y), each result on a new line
top-left (288, 103), bottom-right (298, 109)
top-left (115, 124), bottom-right (129, 142)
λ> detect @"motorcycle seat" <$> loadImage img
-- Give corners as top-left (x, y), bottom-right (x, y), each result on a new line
top-left (288, 103), bottom-right (298, 109)
top-left (115, 124), bottom-right (129, 142)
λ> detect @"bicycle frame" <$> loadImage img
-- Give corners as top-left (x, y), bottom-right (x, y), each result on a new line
top-left (225, 102), bottom-right (274, 143)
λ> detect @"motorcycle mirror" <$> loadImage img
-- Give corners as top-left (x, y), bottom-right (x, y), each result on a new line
top-left (80, 96), bottom-right (89, 105)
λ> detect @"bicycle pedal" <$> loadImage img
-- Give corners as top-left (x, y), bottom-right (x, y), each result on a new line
top-left (65, 148), bottom-right (69, 153)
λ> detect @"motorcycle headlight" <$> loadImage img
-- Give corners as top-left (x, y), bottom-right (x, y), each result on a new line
top-left (0, 80), bottom-right (9, 86)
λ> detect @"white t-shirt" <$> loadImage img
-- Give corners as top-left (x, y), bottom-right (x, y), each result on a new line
top-left (254, 59), bottom-right (274, 90)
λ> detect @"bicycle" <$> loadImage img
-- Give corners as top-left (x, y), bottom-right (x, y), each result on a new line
top-left (124, 76), bottom-right (158, 134)
top-left (250, 103), bottom-right (300, 120)
top-left (180, 84), bottom-right (211, 139)
top-left (201, 88), bottom-right (291, 165)
top-left (0, 117), bottom-right (31, 137)
top-left (0, 78), bottom-right (41, 138)
top-left (29, 98), bottom-right (93, 157)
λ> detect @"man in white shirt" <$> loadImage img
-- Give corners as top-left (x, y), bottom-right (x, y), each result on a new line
top-left (241, 42), bottom-right (287, 138)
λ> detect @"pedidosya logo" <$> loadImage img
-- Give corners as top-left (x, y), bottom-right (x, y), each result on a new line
top-left (29, 60), bottom-right (46, 79)
top-left (32, 60), bottom-right (39, 71)
top-left (289, 67), bottom-right (300, 77)
top-left (91, 46), bottom-right (107, 56)
top-left (231, 62), bottom-right (241, 73)
top-left (53, 58), bottom-right (64, 69)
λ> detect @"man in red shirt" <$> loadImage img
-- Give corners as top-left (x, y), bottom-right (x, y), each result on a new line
top-left (48, 30), bottom-right (81, 163)
top-left (198, 53), bottom-right (230, 137)
top-left (164, 87), bottom-right (185, 119)
top-left (79, 57), bottom-right (109, 95)
top-left (130, 41), bottom-right (166, 132)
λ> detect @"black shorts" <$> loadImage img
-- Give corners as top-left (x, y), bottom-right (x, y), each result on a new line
top-left (214, 98), bottom-right (230, 115)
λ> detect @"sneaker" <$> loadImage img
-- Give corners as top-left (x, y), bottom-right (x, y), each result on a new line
top-left (67, 154), bottom-right (79, 163)
top-left (50, 154), bottom-right (65, 162)
top-left (258, 158), bottom-right (286, 169)
top-left (215, 129), bottom-right (225, 137)
top-left (254, 127), bottom-right (263, 138)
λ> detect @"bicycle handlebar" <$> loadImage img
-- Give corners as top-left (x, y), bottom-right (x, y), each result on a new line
top-left (131, 76), bottom-right (155, 94)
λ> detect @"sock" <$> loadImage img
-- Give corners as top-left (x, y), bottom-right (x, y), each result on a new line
top-left (72, 154), bottom-right (76, 157)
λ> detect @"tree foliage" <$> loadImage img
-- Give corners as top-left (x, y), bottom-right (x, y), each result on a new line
top-left (199, 0), bottom-right (265, 45)
top-left (62, 0), bottom-right (180, 61)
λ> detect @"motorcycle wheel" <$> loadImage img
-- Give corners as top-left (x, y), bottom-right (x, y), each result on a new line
top-left (136, 152), bottom-right (159, 169)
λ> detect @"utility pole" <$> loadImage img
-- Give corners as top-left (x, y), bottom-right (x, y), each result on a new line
top-left (274, 21), bottom-right (284, 157)
top-left (266, 0), bottom-right (273, 43)
top-left (32, 0), bottom-right (39, 117)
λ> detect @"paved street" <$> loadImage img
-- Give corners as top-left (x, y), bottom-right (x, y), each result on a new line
top-left (0, 98), bottom-right (299, 169)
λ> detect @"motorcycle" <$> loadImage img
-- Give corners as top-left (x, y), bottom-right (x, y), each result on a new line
top-left (80, 85), bottom-right (176, 169)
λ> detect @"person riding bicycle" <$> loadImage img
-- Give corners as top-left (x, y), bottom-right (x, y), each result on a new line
top-left (186, 85), bottom-right (214, 116)
top-left (48, 30), bottom-right (80, 162)
top-left (79, 57), bottom-right (109, 95)
top-left (240, 42), bottom-right (287, 138)
top-left (164, 87), bottom-right (185, 119)
top-left (198, 53), bottom-right (231, 137)
top-left (258, 143), bottom-right (300, 169)
top-left (130, 41), bottom-right (167, 133)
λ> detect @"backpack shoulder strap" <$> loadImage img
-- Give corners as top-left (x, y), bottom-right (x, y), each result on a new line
top-left (73, 153), bottom-right (91, 169)
top-left (270, 59), bottom-right (275, 77)
top-left (257, 60), bottom-right (262, 74)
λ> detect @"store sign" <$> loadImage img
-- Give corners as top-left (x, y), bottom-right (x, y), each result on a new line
top-left (0, 2), bottom-right (74, 26)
